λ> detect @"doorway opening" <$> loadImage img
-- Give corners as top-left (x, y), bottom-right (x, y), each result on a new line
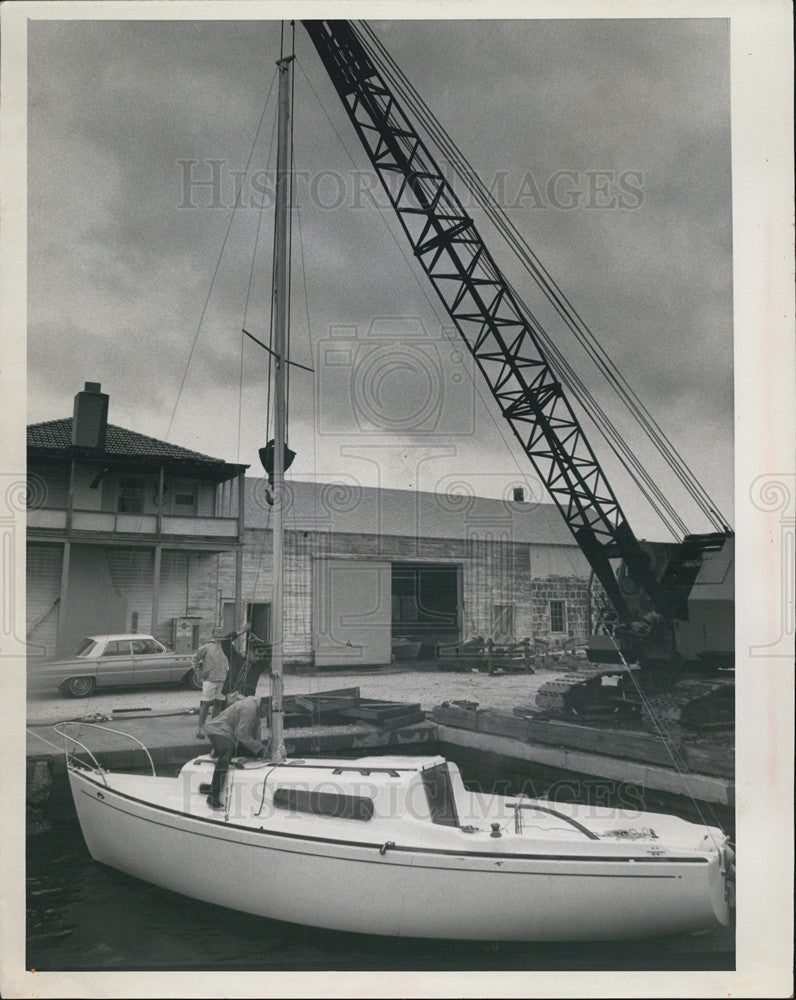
top-left (222, 601), bottom-right (272, 642)
top-left (247, 603), bottom-right (272, 643)
top-left (391, 563), bottom-right (459, 659)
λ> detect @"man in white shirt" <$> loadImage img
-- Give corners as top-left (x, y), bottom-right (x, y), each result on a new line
top-left (192, 625), bottom-right (248, 738)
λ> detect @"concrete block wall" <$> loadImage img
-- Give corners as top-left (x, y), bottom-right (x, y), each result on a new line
top-left (530, 576), bottom-right (592, 640)
top-left (219, 527), bottom-right (590, 664)
top-left (217, 529), bottom-right (312, 661)
top-left (26, 530), bottom-right (593, 665)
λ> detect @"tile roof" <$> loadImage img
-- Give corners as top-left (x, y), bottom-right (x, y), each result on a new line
top-left (27, 418), bottom-right (231, 465)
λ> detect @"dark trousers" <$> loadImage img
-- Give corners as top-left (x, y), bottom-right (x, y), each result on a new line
top-left (207, 735), bottom-right (259, 801)
top-left (208, 735), bottom-right (235, 802)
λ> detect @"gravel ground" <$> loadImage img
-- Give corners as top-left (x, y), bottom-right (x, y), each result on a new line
top-left (26, 667), bottom-right (557, 726)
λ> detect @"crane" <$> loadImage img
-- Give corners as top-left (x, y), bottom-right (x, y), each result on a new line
top-left (301, 20), bottom-right (733, 692)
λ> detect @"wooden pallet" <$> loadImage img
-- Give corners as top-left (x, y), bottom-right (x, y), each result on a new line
top-left (259, 688), bottom-right (426, 732)
top-left (260, 687), bottom-right (361, 727)
top-left (341, 699), bottom-right (425, 730)
top-left (292, 693), bottom-right (360, 715)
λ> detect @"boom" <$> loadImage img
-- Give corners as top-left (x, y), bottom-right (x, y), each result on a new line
top-left (302, 20), bottom-right (666, 621)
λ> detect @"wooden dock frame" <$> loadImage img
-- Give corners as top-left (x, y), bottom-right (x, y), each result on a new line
top-left (436, 723), bottom-right (733, 807)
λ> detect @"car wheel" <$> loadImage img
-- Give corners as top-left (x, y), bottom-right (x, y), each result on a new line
top-left (65, 676), bottom-right (96, 698)
top-left (185, 668), bottom-right (203, 691)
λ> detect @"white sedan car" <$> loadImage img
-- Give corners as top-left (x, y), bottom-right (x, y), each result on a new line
top-left (28, 634), bottom-right (199, 698)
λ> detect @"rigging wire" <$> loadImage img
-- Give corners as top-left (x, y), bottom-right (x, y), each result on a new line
top-left (293, 152), bottom-right (316, 392)
top-left (165, 67), bottom-right (279, 448)
top-left (353, 21), bottom-right (730, 536)
top-left (253, 27), bottom-right (300, 630)
top-left (607, 633), bottom-right (726, 847)
top-left (286, 20), bottom-right (297, 440)
top-left (266, 179), bottom-right (277, 447)
top-left (242, 104), bottom-right (280, 344)
top-left (239, 101), bottom-right (279, 464)
top-left (290, 64), bottom-right (322, 561)
top-left (231, 58), bottom-right (281, 628)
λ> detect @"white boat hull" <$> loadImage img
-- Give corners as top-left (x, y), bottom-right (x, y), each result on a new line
top-left (69, 765), bottom-right (730, 941)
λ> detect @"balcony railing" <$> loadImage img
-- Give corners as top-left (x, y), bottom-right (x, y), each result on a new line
top-left (28, 507), bottom-right (239, 539)
top-left (27, 508), bottom-right (67, 530)
top-left (163, 515), bottom-right (237, 537)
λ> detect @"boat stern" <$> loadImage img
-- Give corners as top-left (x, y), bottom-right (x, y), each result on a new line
top-left (710, 837), bottom-right (735, 927)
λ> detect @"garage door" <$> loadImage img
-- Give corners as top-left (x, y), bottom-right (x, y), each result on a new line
top-left (313, 558), bottom-right (391, 667)
top-left (106, 549), bottom-right (153, 633)
top-left (26, 544), bottom-right (62, 659)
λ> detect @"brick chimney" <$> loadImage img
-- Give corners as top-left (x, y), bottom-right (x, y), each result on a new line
top-left (72, 381), bottom-right (109, 451)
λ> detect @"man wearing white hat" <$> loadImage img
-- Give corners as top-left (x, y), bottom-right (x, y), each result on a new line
top-left (192, 624), bottom-right (249, 738)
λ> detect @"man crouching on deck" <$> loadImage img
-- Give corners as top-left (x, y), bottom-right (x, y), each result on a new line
top-left (203, 692), bottom-right (269, 810)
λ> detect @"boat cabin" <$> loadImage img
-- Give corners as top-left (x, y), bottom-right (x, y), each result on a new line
top-left (182, 754), bottom-right (473, 835)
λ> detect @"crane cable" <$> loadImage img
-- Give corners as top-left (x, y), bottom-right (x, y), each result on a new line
top-left (355, 19), bottom-right (727, 533)
top-left (297, 40), bottom-right (681, 536)
top-left (353, 21), bottom-right (687, 537)
top-left (351, 27), bottom-right (692, 534)
top-left (506, 279), bottom-right (690, 540)
top-left (355, 20), bottom-right (723, 532)
top-left (354, 21), bottom-right (731, 536)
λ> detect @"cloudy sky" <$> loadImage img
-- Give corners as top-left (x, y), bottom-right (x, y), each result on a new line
top-left (26, 14), bottom-right (733, 541)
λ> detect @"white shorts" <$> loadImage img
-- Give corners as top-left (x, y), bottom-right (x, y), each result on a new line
top-left (201, 680), bottom-right (225, 702)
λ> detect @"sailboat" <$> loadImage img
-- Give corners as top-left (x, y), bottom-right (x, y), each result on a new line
top-left (62, 35), bottom-right (733, 942)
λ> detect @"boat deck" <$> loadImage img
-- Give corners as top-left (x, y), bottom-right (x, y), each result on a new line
top-left (72, 752), bottom-right (727, 860)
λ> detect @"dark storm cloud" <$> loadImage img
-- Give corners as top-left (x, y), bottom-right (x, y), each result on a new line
top-left (27, 16), bottom-right (733, 537)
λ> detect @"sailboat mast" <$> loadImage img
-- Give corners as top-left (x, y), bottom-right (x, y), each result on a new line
top-left (269, 52), bottom-right (294, 762)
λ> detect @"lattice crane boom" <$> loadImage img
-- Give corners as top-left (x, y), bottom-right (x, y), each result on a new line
top-left (302, 19), bottom-right (667, 621)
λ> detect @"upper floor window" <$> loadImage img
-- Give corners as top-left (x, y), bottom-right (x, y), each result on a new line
top-left (172, 479), bottom-right (197, 515)
top-left (118, 478), bottom-right (145, 514)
